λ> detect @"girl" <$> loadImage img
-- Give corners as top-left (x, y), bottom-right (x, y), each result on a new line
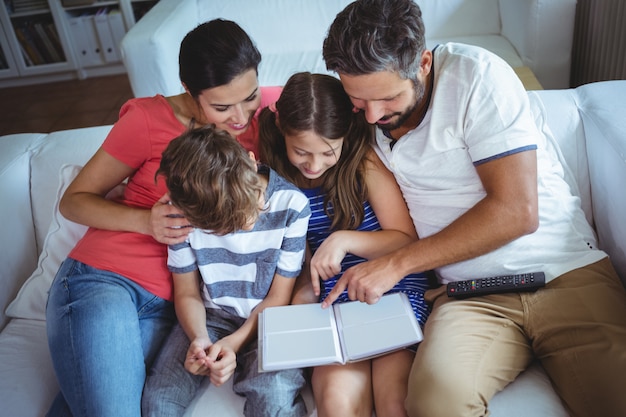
top-left (259, 72), bottom-right (431, 417)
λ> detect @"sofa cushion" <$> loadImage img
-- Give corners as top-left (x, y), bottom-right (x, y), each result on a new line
top-left (417, 0), bottom-right (501, 38)
top-left (577, 81), bottom-right (626, 285)
top-left (428, 35), bottom-right (523, 68)
top-left (0, 319), bottom-right (58, 416)
top-left (29, 126), bottom-right (109, 251)
top-left (6, 164), bottom-right (87, 321)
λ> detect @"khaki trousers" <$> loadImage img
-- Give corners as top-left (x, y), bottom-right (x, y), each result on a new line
top-left (406, 258), bottom-right (626, 417)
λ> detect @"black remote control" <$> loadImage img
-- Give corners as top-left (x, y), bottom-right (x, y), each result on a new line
top-left (446, 272), bottom-right (545, 299)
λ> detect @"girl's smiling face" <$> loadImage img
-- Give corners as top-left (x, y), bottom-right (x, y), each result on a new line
top-left (284, 130), bottom-right (343, 183)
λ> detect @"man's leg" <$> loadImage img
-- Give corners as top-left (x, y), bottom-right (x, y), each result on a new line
top-left (406, 286), bottom-right (533, 417)
top-left (529, 258), bottom-right (626, 417)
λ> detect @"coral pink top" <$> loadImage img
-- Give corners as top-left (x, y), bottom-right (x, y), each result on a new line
top-left (69, 87), bottom-right (282, 301)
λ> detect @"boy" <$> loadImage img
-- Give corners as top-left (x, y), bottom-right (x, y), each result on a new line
top-left (142, 125), bottom-right (311, 417)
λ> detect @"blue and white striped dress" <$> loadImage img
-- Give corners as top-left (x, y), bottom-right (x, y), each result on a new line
top-left (301, 186), bottom-right (430, 327)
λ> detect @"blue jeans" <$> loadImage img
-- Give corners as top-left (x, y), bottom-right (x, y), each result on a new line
top-left (142, 308), bottom-right (307, 417)
top-left (45, 258), bottom-right (176, 417)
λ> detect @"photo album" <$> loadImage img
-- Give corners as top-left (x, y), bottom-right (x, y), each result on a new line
top-left (258, 292), bottom-right (423, 372)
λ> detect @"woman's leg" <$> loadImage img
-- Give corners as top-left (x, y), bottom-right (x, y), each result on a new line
top-left (311, 361), bottom-right (373, 417)
top-left (46, 259), bottom-right (175, 417)
top-left (372, 349), bottom-right (414, 417)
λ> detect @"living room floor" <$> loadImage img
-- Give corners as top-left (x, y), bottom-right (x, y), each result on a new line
top-left (0, 74), bottom-right (134, 137)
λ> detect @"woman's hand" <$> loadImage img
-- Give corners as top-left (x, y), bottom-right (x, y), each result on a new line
top-left (150, 194), bottom-right (192, 244)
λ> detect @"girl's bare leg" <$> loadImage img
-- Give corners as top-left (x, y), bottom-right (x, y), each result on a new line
top-left (311, 360), bottom-right (373, 417)
top-left (372, 349), bottom-right (415, 417)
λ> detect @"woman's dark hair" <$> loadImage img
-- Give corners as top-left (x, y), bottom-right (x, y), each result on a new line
top-left (259, 72), bottom-right (374, 230)
top-left (179, 19), bottom-right (262, 98)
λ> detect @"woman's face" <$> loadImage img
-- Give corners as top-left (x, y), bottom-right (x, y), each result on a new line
top-left (284, 130), bottom-right (343, 181)
top-left (195, 69), bottom-right (261, 138)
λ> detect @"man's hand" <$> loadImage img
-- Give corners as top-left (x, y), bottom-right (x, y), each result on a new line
top-left (321, 254), bottom-right (402, 308)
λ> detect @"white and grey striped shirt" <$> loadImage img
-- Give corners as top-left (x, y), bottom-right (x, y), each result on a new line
top-left (168, 165), bottom-right (311, 318)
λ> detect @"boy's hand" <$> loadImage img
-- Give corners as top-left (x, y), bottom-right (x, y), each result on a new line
top-left (205, 340), bottom-right (237, 386)
top-left (184, 337), bottom-right (213, 376)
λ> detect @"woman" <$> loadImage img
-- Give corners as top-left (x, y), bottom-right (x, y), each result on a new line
top-left (259, 72), bottom-right (431, 417)
top-left (45, 19), bottom-right (277, 417)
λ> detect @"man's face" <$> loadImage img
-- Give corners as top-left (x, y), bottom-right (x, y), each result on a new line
top-left (339, 70), bottom-right (426, 131)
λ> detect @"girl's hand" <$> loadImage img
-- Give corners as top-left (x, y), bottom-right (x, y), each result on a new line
top-left (310, 230), bottom-right (348, 283)
top-left (205, 340), bottom-right (237, 386)
top-left (150, 193), bottom-right (192, 244)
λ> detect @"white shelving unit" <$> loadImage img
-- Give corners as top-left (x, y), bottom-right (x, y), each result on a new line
top-left (0, 22), bottom-right (20, 78)
top-left (0, 0), bottom-right (158, 88)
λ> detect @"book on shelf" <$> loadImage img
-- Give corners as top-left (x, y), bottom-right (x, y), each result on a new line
top-left (106, 9), bottom-right (127, 58)
top-left (14, 25), bottom-right (44, 66)
top-left (33, 22), bottom-right (61, 62)
top-left (258, 292), bottom-right (423, 372)
top-left (93, 8), bottom-right (120, 62)
top-left (43, 22), bottom-right (66, 61)
top-left (67, 13), bottom-right (104, 67)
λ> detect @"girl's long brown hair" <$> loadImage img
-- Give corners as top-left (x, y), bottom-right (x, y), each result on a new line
top-left (259, 72), bottom-right (374, 230)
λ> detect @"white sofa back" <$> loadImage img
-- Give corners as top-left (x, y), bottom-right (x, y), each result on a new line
top-left (121, 0), bottom-right (576, 98)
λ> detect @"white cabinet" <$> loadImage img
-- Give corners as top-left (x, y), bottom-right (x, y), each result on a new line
top-left (0, 0), bottom-right (158, 87)
top-left (0, 0), bottom-right (76, 83)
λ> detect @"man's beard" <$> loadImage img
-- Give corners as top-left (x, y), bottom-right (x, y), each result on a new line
top-left (375, 79), bottom-right (426, 131)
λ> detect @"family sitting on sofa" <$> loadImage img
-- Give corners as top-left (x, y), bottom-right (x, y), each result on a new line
top-left (43, 1), bottom-right (626, 417)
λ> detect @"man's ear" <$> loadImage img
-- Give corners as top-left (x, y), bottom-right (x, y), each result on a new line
top-left (420, 49), bottom-right (433, 76)
top-left (182, 82), bottom-right (190, 94)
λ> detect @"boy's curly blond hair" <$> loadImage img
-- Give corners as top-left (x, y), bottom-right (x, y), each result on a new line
top-left (158, 125), bottom-right (264, 235)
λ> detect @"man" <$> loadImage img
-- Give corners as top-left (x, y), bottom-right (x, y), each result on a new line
top-left (321, 0), bottom-right (626, 416)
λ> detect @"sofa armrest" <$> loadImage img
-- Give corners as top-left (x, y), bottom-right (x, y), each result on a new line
top-left (499, 0), bottom-right (577, 89)
top-left (576, 81), bottom-right (626, 287)
top-left (0, 134), bottom-right (47, 330)
top-left (121, 0), bottom-right (199, 98)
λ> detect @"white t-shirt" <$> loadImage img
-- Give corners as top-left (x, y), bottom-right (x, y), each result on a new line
top-left (373, 43), bottom-right (605, 283)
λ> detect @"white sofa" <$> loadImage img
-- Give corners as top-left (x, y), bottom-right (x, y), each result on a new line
top-left (120, 0), bottom-right (577, 99)
top-left (2, 79), bottom-right (626, 416)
